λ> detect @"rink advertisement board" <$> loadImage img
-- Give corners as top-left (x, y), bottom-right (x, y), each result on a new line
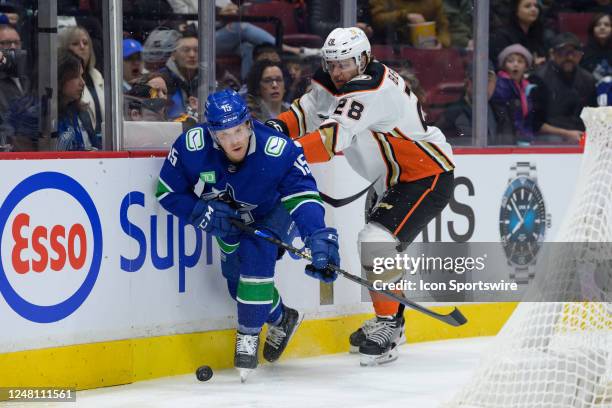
top-left (0, 151), bottom-right (581, 354)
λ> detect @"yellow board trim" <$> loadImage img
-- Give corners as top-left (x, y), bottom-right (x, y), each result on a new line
top-left (0, 303), bottom-right (517, 395)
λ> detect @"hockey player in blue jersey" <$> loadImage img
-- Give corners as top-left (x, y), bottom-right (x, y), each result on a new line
top-left (156, 89), bottom-right (340, 381)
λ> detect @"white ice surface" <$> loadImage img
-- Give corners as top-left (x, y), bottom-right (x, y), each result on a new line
top-left (41, 337), bottom-right (491, 408)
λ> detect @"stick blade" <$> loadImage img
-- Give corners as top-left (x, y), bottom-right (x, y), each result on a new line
top-left (444, 307), bottom-right (468, 327)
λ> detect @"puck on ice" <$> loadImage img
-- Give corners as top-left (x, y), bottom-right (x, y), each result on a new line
top-left (196, 365), bottom-right (213, 382)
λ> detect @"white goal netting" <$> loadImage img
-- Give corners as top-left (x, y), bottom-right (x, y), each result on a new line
top-left (444, 107), bottom-right (612, 408)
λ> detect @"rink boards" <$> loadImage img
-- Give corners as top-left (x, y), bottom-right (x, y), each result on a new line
top-left (0, 148), bottom-right (581, 389)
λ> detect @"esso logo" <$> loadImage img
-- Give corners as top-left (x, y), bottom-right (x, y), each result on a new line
top-left (11, 213), bottom-right (87, 273)
top-left (0, 172), bottom-right (102, 323)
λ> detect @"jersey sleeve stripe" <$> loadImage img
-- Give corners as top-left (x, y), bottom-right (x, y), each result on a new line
top-left (215, 237), bottom-right (240, 254)
top-left (281, 190), bottom-right (321, 201)
top-left (377, 133), bottom-right (401, 186)
top-left (287, 199), bottom-right (325, 215)
top-left (282, 193), bottom-right (324, 214)
top-left (290, 99), bottom-right (306, 136)
top-left (320, 122), bottom-right (339, 154)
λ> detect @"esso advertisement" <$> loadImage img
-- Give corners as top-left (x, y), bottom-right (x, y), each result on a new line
top-left (0, 172), bottom-right (102, 324)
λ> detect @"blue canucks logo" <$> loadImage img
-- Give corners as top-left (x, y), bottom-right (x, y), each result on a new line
top-left (201, 183), bottom-right (257, 224)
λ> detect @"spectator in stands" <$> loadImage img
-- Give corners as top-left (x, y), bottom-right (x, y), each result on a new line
top-left (370, 0), bottom-right (452, 48)
top-left (591, 0), bottom-right (612, 14)
top-left (214, 0), bottom-right (319, 79)
top-left (442, 0), bottom-right (473, 48)
top-left (531, 32), bottom-right (598, 143)
top-left (0, 24), bottom-right (29, 117)
top-left (123, 38), bottom-right (144, 92)
top-left (0, 3), bottom-right (19, 26)
top-left (133, 71), bottom-right (198, 128)
top-left (137, 71), bottom-right (170, 100)
top-left (581, 13), bottom-right (612, 80)
top-left (490, 0), bottom-right (548, 69)
top-left (246, 60), bottom-right (289, 121)
top-left (435, 61), bottom-right (514, 145)
top-left (398, 65), bottom-right (427, 104)
top-left (124, 83), bottom-right (168, 122)
top-left (284, 56), bottom-right (311, 103)
top-left (491, 44), bottom-right (535, 144)
top-left (166, 0), bottom-right (197, 13)
top-left (58, 26), bottom-right (104, 141)
top-left (218, 69), bottom-right (242, 92)
top-left (56, 51), bottom-right (98, 151)
top-left (0, 22), bottom-right (38, 151)
top-left (143, 27), bottom-right (181, 72)
top-left (253, 43), bottom-right (282, 64)
top-left (160, 28), bottom-right (199, 121)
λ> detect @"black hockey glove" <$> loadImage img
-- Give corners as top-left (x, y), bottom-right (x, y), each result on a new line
top-left (264, 119), bottom-right (289, 136)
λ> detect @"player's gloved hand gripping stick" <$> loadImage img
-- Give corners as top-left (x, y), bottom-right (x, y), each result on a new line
top-left (190, 199), bottom-right (242, 237)
top-left (304, 227), bottom-right (340, 283)
top-left (230, 220), bottom-right (468, 327)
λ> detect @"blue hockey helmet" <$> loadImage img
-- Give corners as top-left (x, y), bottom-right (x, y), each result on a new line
top-left (205, 89), bottom-right (251, 132)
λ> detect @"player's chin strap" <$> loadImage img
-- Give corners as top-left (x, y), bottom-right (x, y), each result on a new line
top-left (230, 219), bottom-right (468, 328)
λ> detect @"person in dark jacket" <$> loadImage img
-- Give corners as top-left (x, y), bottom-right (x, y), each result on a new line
top-left (581, 13), bottom-right (612, 81)
top-left (530, 32), bottom-right (598, 143)
top-left (490, 0), bottom-right (548, 69)
top-left (435, 61), bottom-right (514, 145)
top-left (56, 51), bottom-right (98, 151)
top-left (160, 28), bottom-right (199, 121)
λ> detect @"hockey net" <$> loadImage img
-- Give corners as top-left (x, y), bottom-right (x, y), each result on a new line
top-left (444, 107), bottom-right (612, 408)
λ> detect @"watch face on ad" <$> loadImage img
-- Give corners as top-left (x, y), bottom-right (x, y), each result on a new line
top-left (499, 177), bottom-right (547, 266)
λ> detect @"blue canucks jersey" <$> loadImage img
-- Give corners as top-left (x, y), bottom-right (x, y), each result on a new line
top-left (156, 120), bottom-right (326, 239)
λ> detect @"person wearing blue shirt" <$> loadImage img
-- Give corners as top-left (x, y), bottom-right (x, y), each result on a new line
top-left (156, 89), bottom-right (340, 381)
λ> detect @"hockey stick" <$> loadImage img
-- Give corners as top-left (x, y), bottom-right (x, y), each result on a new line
top-left (230, 220), bottom-right (468, 327)
top-left (319, 180), bottom-right (377, 208)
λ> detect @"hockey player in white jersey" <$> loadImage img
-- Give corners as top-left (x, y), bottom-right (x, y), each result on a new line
top-left (268, 27), bottom-right (455, 366)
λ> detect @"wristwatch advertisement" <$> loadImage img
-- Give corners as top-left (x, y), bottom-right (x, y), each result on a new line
top-left (499, 162), bottom-right (551, 284)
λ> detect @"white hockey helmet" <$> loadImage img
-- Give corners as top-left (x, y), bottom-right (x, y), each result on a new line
top-left (321, 27), bottom-right (371, 74)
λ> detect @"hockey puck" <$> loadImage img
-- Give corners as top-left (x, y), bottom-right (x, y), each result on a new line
top-left (196, 365), bottom-right (213, 382)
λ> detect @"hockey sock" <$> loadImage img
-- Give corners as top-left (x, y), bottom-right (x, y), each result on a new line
top-left (237, 275), bottom-right (275, 332)
top-left (396, 304), bottom-right (405, 319)
top-left (266, 288), bottom-right (283, 326)
top-left (369, 289), bottom-right (401, 316)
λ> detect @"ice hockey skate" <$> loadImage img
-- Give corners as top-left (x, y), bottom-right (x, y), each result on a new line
top-left (234, 332), bottom-right (259, 382)
top-left (359, 315), bottom-right (405, 366)
top-left (263, 306), bottom-right (303, 363)
top-left (349, 315), bottom-right (405, 353)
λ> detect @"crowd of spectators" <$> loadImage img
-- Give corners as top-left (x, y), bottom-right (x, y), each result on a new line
top-left (0, 0), bottom-right (609, 152)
